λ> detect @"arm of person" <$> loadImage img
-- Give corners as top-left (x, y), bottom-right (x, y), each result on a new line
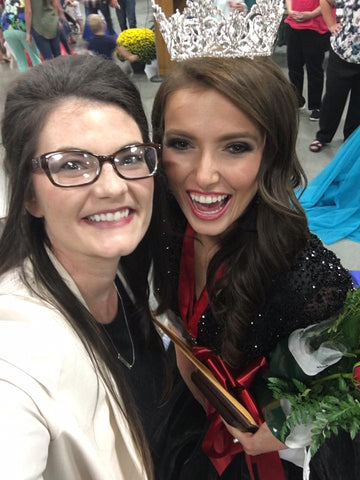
top-left (320, 0), bottom-right (340, 33)
top-left (0, 380), bottom-right (50, 479)
top-left (286, 0), bottom-right (306, 21)
top-left (53, 0), bottom-right (66, 23)
top-left (285, 0), bottom-right (294, 17)
top-left (24, 0), bottom-right (33, 46)
top-left (115, 45), bottom-right (138, 63)
top-left (292, 5), bottom-right (322, 22)
top-left (228, 1), bottom-right (247, 12)
top-left (302, 5), bottom-right (322, 19)
top-left (109, 0), bottom-right (120, 8)
top-left (223, 419), bottom-right (288, 456)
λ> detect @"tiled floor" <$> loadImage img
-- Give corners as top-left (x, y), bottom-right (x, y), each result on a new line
top-left (0, 0), bottom-right (359, 269)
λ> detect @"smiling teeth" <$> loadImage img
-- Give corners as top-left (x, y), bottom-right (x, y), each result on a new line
top-left (189, 193), bottom-right (228, 204)
top-left (87, 209), bottom-right (130, 222)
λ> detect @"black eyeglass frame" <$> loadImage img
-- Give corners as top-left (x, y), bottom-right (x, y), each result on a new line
top-left (31, 142), bottom-right (161, 187)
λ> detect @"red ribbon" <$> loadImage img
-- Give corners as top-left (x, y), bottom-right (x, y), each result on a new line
top-left (192, 347), bottom-right (285, 479)
top-left (178, 224), bottom-right (209, 338)
top-left (178, 223), bottom-right (285, 479)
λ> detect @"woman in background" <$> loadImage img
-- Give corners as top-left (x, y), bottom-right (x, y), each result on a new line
top-left (285, 0), bottom-right (330, 120)
top-left (25, 0), bottom-right (64, 59)
top-left (0, 0), bottom-right (41, 71)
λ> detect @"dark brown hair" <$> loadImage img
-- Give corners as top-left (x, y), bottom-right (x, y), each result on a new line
top-left (152, 56), bottom-right (309, 367)
top-left (1, 54), bottom-right (161, 478)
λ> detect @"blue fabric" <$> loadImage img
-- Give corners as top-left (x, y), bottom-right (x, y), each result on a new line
top-left (298, 127), bottom-right (360, 245)
top-left (83, 20), bottom-right (93, 42)
top-left (350, 270), bottom-right (360, 288)
top-left (88, 34), bottom-right (116, 59)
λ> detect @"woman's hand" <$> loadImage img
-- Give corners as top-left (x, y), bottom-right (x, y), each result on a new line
top-left (25, 31), bottom-right (32, 46)
top-left (329, 22), bottom-right (343, 34)
top-left (228, 1), bottom-right (246, 12)
top-left (109, 0), bottom-right (120, 8)
top-left (292, 11), bottom-right (313, 22)
top-left (223, 420), bottom-right (288, 456)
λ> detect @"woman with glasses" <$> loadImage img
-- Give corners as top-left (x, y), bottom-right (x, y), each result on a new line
top-left (0, 54), bottom-right (166, 479)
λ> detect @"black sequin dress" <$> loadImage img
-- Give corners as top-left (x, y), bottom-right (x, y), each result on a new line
top-left (197, 234), bottom-right (352, 364)
top-left (155, 226), bottom-right (354, 480)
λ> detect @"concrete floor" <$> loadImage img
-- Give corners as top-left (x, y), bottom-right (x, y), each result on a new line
top-left (0, 0), bottom-right (359, 269)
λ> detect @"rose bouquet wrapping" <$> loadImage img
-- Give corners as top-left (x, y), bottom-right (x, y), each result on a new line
top-left (264, 287), bottom-right (360, 476)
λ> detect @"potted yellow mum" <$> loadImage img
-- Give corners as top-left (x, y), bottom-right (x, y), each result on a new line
top-left (117, 28), bottom-right (156, 73)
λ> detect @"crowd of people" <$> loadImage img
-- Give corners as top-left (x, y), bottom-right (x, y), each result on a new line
top-left (0, 0), bottom-right (137, 69)
top-left (0, 1), bottom-right (359, 479)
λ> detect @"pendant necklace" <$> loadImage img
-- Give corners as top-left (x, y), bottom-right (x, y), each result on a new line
top-left (102, 281), bottom-right (135, 370)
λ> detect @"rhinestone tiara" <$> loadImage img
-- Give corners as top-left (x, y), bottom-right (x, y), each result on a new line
top-left (151, 0), bottom-right (284, 61)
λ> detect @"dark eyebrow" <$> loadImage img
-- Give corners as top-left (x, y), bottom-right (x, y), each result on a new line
top-left (218, 132), bottom-right (262, 142)
top-left (164, 130), bottom-right (262, 143)
top-left (43, 142), bottom-right (143, 154)
top-left (163, 130), bottom-right (194, 140)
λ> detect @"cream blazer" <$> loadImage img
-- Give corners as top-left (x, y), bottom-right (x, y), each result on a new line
top-left (0, 254), bottom-right (148, 480)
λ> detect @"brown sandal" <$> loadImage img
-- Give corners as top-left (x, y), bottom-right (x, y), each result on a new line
top-left (309, 139), bottom-right (324, 153)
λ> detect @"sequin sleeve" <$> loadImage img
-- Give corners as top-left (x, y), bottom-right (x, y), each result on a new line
top-left (243, 234), bottom-right (353, 362)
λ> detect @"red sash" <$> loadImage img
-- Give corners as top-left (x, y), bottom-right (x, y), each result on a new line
top-left (178, 224), bottom-right (285, 479)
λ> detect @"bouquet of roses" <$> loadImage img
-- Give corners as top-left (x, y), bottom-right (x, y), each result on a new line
top-left (264, 287), bottom-right (360, 460)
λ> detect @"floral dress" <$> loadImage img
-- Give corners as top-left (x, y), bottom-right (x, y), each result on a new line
top-left (331, 0), bottom-right (360, 63)
top-left (0, 0), bottom-right (26, 33)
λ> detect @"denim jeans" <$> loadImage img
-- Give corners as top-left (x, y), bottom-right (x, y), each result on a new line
top-left (116, 0), bottom-right (136, 30)
top-left (31, 28), bottom-right (61, 60)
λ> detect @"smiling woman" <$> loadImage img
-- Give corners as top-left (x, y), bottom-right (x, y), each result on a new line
top-left (150, 57), bottom-right (353, 480)
top-left (162, 87), bottom-right (263, 243)
top-left (0, 55), bottom-right (167, 480)
top-left (27, 100), bottom-right (155, 262)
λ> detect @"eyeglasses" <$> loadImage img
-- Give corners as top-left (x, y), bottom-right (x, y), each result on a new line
top-left (31, 143), bottom-right (160, 187)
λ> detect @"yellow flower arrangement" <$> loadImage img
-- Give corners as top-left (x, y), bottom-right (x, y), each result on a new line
top-left (117, 28), bottom-right (156, 64)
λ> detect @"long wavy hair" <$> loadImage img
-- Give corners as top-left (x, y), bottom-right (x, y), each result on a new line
top-left (152, 56), bottom-right (310, 368)
top-left (0, 54), bottom-right (166, 479)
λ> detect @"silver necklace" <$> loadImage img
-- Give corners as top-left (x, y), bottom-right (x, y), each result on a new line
top-left (102, 282), bottom-right (135, 370)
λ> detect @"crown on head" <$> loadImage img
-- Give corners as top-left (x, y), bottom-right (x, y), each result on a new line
top-left (151, 0), bottom-right (284, 61)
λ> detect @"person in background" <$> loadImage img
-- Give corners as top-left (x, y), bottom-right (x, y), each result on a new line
top-left (59, 0), bottom-right (77, 44)
top-left (0, 54), bottom-right (166, 479)
top-left (0, 33), bottom-right (11, 62)
top-left (151, 56), bottom-right (353, 480)
top-left (57, 0), bottom-right (76, 55)
top-left (0, 0), bottom-right (41, 71)
top-left (285, 0), bottom-right (330, 120)
top-left (309, 0), bottom-right (360, 152)
top-left (116, 0), bottom-right (136, 31)
top-left (0, 0), bottom-right (10, 62)
top-left (214, 0), bottom-right (253, 15)
top-left (64, 0), bottom-right (84, 34)
top-left (25, 0), bottom-right (65, 60)
top-left (87, 13), bottom-right (137, 61)
top-left (83, 0), bottom-right (118, 37)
